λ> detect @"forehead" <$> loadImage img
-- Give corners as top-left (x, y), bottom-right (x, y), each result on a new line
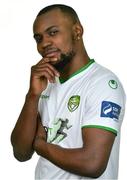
top-left (33, 9), bottom-right (72, 33)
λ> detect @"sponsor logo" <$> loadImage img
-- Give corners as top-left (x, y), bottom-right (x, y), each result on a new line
top-left (41, 95), bottom-right (49, 99)
top-left (101, 101), bottom-right (121, 121)
top-left (108, 80), bottom-right (118, 89)
top-left (46, 118), bottom-right (72, 143)
top-left (68, 95), bottom-right (80, 112)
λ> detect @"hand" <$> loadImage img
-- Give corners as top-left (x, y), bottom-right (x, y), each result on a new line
top-left (33, 116), bottom-right (47, 156)
top-left (33, 135), bottom-right (48, 157)
top-left (28, 58), bottom-right (60, 97)
top-left (35, 114), bottom-right (47, 141)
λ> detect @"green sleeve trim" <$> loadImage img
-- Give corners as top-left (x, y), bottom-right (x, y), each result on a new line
top-left (82, 125), bottom-right (117, 135)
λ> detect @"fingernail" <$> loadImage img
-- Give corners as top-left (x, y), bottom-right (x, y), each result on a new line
top-left (52, 58), bottom-right (57, 61)
top-left (56, 73), bottom-right (60, 77)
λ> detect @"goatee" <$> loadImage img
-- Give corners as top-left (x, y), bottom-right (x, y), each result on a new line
top-left (53, 51), bottom-right (75, 72)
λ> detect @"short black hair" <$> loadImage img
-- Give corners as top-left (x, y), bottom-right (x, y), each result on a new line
top-left (37, 4), bottom-right (80, 24)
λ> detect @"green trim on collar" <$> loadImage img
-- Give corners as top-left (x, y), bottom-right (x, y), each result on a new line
top-left (81, 125), bottom-right (117, 135)
top-left (59, 59), bottom-right (95, 84)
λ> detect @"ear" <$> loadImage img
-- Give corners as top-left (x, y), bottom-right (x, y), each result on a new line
top-left (73, 23), bottom-right (83, 40)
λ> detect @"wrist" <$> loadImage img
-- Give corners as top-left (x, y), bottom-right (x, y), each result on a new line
top-left (33, 137), bottom-right (48, 158)
top-left (26, 92), bottom-right (40, 101)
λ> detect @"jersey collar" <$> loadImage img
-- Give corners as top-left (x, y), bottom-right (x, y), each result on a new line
top-left (59, 59), bottom-right (95, 84)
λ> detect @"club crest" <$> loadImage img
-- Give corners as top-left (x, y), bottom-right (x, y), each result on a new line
top-left (68, 95), bottom-right (80, 112)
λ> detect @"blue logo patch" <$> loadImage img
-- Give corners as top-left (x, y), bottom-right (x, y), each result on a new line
top-left (101, 101), bottom-right (121, 121)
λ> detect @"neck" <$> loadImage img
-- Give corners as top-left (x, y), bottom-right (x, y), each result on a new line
top-left (60, 47), bottom-right (90, 80)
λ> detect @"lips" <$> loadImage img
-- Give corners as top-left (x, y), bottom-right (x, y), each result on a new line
top-left (43, 48), bottom-right (60, 58)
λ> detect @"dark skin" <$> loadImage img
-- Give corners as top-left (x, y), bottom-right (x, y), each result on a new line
top-left (11, 9), bottom-right (116, 178)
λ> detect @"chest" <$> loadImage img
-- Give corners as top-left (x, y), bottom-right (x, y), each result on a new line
top-left (39, 79), bottom-right (89, 147)
top-left (45, 79), bottom-right (89, 122)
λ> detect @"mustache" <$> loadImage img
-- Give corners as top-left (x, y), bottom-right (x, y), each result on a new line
top-left (42, 47), bottom-right (60, 57)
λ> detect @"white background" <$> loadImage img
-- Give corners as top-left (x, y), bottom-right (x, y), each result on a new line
top-left (0, 0), bottom-right (126, 179)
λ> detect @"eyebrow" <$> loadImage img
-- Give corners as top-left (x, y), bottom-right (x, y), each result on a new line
top-left (45, 25), bottom-right (58, 32)
top-left (33, 25), bottom-right (58, 38)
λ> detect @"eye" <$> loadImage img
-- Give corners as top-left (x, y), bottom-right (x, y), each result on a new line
top-left (34, 34), bottom-right (42, 43)
top-left (49, 30), bottom-right (58, 36)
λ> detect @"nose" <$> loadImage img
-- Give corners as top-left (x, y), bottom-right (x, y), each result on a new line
top-left (37, 35), bottom-right (53, 57)
top-left (41, 36), bottom-right (52, 49)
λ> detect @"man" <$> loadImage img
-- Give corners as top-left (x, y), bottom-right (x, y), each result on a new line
top-left (11, 4), bottom-right (126, 179)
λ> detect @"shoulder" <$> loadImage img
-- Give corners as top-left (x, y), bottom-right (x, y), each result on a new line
top-left (88, 62), bottom-right (125, 95)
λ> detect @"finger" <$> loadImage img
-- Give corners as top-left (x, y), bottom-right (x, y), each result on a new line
top-left (35, 63), bottom-right (60, 77)
top-left (33, 66), bottom-right (55, 78)
top-left (43, 57), bottom-right (58, 63)
top-left (33, 70), bottom-right (56, 83)
top-left (36, 57), bottom-right (58, 65)
top-left (39, 71), bottom-right (56, 83)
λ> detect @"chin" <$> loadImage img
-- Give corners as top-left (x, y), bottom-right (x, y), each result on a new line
top-left (53, 57), bottom-right (72, 72)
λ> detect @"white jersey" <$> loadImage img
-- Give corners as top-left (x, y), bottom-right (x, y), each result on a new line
top-left (35, 59), bottom-right (126, 180)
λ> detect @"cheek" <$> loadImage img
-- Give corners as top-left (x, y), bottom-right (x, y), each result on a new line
top-left (37, 45), bottom-right (42, 55)
top-left (57, 37), bottom-right (74, 53)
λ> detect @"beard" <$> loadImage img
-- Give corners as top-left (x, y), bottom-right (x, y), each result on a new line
top-left (53, 50), bottom-right (75, 72)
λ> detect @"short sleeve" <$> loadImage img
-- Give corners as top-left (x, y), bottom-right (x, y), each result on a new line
top-left (82, 75), bottom-right (126, 135)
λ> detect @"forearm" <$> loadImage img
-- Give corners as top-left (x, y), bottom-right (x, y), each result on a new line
top-left (34, 140), bottom-right (99, 178)
top-left (45, 144), bottom-right (89, 176)
top-left (11, 93), bottom-right (40, 160)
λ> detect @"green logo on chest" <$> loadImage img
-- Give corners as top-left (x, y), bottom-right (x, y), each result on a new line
top-left (68, 95), bottom-right (80, 112)
top-left (108, 80), bottom-right (118, 89)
